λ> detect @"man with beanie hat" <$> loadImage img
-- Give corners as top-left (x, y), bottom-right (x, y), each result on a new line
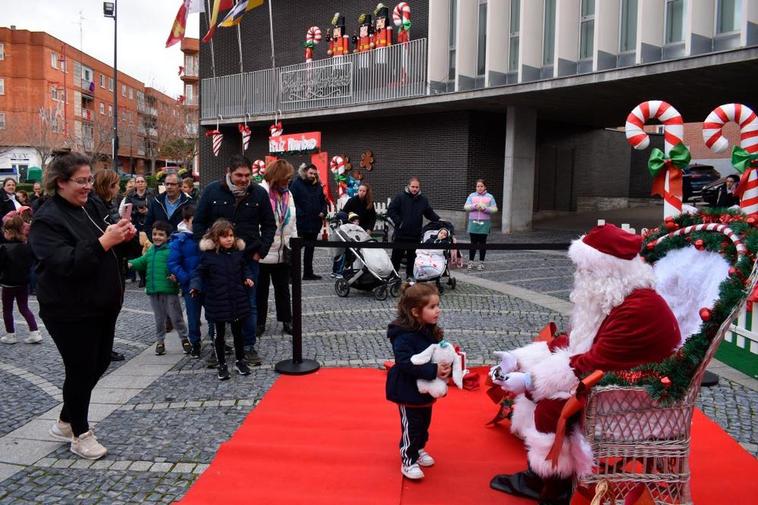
top-left (489, 224), bottom-right (680, 504)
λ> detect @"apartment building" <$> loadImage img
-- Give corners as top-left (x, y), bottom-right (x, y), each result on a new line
top-left (0, 26), bottom-right (180, 178)
top-left (199, 0), bottom-right (758, 230)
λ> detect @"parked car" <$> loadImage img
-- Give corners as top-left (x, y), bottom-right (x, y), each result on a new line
top-left (683, 164), bottom-right (721, 202)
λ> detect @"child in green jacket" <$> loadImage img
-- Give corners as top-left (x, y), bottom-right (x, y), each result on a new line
top-left (129, 221), bottom-right (189, 356)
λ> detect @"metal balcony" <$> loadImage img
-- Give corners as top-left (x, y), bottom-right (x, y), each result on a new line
top-left (201, 38), bottom-right (427, 120)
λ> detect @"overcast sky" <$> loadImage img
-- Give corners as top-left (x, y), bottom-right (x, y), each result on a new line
top-left (3, 0), bottom-right (201, 98)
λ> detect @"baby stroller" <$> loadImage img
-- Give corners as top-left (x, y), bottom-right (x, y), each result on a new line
top-left (413, 221), bottom-right (457, 293)
top-left (331, 218), bottom-right (401, 300)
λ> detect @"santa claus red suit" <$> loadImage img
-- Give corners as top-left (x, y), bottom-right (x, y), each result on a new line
top-left (373, 4), bottom-right (392, 48)
top-left (327, 13), bottom-right (350, 57)
top-left (490, 224), bottom-right (680, 504)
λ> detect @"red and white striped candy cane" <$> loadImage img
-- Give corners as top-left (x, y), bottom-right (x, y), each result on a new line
top-left (393, 2), bottom-right (411, 42)
top-left (306, 26), bottom-right (322, 44)
top-left (238, 123), bottom-right (251, 152)
top-left (269, 122), bottom-right (283, 137)
top-left (651, 223), bottom-right (747, 260)
top-left (625, 100), bottom-right (685, 218)
top-left (205, 129), bottom-right (223, 157)
top-left (330, 155), bottom-right (347, 196)
top-left (252, 159), bottom-right (266, 178)
top-left (703, 103), bottom-right (758, 215)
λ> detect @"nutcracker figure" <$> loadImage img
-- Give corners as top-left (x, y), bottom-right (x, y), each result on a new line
top-left (327, 13), bottom-right (350, 57)
top-left (353, 13), bottom-right (374, 53)
top-left (373, 3), bottom-right (392, 48)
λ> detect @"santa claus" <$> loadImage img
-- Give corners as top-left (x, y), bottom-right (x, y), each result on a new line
top-left (490, 224), bottom-right (680, 505)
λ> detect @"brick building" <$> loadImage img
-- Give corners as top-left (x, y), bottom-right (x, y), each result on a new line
top-left (180, 37), bottom-right (199, 175)
top-left (199, 0), bottom-right (758, 230)
top-left (0, 26), bottom-right (181, 178)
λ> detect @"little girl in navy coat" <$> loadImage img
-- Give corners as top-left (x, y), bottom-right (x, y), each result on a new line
top-left (190, 219), bottom-right (254, 381)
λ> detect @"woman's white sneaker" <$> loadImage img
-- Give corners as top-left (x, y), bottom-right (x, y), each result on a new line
top-left (49, 420), bottom-right (73, 442)
top-left (70, 431), bottom-right (107, 460)
top-left (25, 330), bottom-right (42, 344)
top-left (0, 333), bottom-right (17, 344)
top-left (401, 463), bottom-right (425, 480)
top-left (417, 449), bottom-right (435, 467)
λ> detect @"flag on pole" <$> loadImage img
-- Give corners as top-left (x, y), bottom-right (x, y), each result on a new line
top-left (202, 0), bottom-right (235, 43)
top-left (166, 0), bottom-right (192, 48)
top-left (219, 0), bottom-right (264, 28)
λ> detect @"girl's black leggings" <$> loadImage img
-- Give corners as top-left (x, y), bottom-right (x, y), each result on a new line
top-left (214, 319), bottom-right (245, 364)
top-left (469, 233), bottom-right (488, 261)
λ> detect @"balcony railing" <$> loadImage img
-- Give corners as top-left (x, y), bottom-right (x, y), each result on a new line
top-left (201, 38), bottom-right (427, 120)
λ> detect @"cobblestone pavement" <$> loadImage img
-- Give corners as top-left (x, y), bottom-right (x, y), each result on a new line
top-left (0, 249), bottom-right (755, 503)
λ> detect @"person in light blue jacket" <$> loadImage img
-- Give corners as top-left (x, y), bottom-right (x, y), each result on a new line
top-left (463, 179), bottom-right (497, 270)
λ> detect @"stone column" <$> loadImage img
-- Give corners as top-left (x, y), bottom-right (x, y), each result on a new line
top-left (501, 106), bottom-right (537, 233)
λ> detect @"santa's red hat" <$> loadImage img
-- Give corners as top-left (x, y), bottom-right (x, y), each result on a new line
top-left (568, 224), bottom-right (643, 270)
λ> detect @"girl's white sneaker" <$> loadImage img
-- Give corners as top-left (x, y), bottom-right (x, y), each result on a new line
top-left (70, 431), bottom-right (107, 460)
top-left (401, 463), bottom-right (424, 480)
top-left (25, 330), bottom-right (42, 344)
top-left (417, 449), bottom-right (435, 467)
top-left (49, 420), bottom-right (73, 442)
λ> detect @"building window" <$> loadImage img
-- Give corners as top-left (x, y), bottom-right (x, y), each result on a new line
top-left (508, 0), bottom-right (520, 72)
top-left (448, 0), bottom-right (457, 81)
top-left (543, 0), bottom-right (556, 65)
top-left (51, 86), bottom-right (61, 101)
top-left (100, 103), bottom-right (105, 115)
top-left (100, 74), bottom-right (105, 88)
top-left (108, 78), bottom-right (113, 91)
top-left (108, 105), bottom-right (113, 117)
top-left (579, 0), bottom-right (595, 59)
top-left (0, 79), bottom-right (4, 96)
top-left (0, 113), bottom-right (5, 129)
top-left (51, 52), bottom-right (58, 69)
top-left (0, 43), bottom-right (5, 61)
top-left (717, 0), bottom-right (742, 34)
top-left (477, 0), bottom-right (487, 76)
top-left (665, 0), bottom-right (685, 44)
top-left (619, 0), bottom-right (638, 52)
top-left (122, 84), bottom-right (127, 97)
top-left (129, 87), bottom-right (133, 100)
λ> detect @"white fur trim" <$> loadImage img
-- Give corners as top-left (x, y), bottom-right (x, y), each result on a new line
top-left (510, 394), bottom-right (536, 440)
top-left (524, 428), bottom-right (572, 479)
top-left (511, 342), bottom-right (552, 372)
top-left (569, 430), bottom-right (593, 478)
top-left (530, 349), bottom-right (578, 402)
top-left (199, 237), bottom-right (245, 251)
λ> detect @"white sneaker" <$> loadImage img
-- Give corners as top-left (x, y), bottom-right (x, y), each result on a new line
top-left (25, 330), bottom-right (42, 344)
top-left (477, 262), bottom-right (485, 271)
top-left (70, 431), bottom-right (107, 460)
top-left (467, 262), bottom-right (473, 270)
top-left (417, 449), bottom-right (435, 467)
top-left (49, 420), bottom-right (73, 442)
top-left (401, 463), bottom-right (424, 480)
top-left (0, 333), bottom-right (17, 344)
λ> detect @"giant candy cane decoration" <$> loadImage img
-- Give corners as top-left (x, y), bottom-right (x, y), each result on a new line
top-left (703, 103), bottom-right (758, 216)
top-left (252, 159), bottom-right (266, 183)
top-left (238, 123), bottom-right (251, 152)
top-left (330, 155), bottom-right (348, 197)
top-left (625, 100), bottom-right (685, 218)
top-left (206, 129), bottom-right (223, 157)
top-left (304, 26), bottom-right (322, 63)
top-left (393, 2), bottom-right (411, 43)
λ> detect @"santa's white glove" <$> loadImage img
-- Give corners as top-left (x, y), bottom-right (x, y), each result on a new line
top-left (489, 351), bottom-right (518, 383)
top-left (499, 372), bottom-right (532, 395)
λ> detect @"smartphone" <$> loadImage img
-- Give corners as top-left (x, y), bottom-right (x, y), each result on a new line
top-left (121, 203), bottom-right (133, 221)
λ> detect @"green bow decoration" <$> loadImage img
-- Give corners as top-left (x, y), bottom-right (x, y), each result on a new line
top-left (648, 142), bottom-right (691, 178)
top-left (731, 146), bottom-right (758, 174)
top-left (402, 19), bottom-right (412, 31)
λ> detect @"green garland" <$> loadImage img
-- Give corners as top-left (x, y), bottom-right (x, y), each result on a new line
top-left (598, 208), bottom-right (758, 403)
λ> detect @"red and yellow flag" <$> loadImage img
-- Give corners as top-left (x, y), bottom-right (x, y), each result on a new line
top-left (166, 0), bottom-right (191, 48)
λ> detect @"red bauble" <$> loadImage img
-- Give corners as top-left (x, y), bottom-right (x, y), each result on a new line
top-left (661, 377), bottom-right (672, 388)
top-left (694, 239), bottom-right (705, 250)
top-left (699, 308), bottom-right (712, 321)
top-left (729, 267), bottom-right (738, 276)
top-left (646, 242), bottom-right (656, 251)
top-left (665, 222), bottom-right (679, 231)
top-left (748, 217), bottom-right (756, 226)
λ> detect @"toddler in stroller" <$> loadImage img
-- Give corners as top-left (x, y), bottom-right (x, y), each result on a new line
top-left (413, 221), bottom-right (457, 293)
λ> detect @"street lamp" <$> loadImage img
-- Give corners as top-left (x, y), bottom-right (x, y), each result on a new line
top-left (103, 2), bottom-right (118, 169)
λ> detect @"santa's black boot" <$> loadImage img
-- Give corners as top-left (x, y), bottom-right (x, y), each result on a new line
top-left (538, 475), bottom-right (573, 505)
top-left (489, 467), bottom-right (543, 501)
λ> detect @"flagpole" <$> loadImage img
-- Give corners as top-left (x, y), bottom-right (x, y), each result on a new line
top-left (204, 0), bottom-right (219, 119)
top-left (267, 0), bottom-right (276, 69)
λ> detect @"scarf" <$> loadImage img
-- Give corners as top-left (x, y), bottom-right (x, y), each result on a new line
top-left (269, 186), bottom-right (291, 225)
top-left (226, 174), bottom-right (249, 198)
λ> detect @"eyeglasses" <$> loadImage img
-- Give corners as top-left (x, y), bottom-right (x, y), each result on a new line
top-left (70, 176), bottom-right (95, 186)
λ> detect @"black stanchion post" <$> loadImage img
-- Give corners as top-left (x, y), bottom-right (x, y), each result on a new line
top-left (275, 237), bottom-right (320, 375)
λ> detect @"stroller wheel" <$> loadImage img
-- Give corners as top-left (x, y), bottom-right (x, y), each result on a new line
top-left (374, 285), bottom-right (389, 301)
top-left (389, 281), bottom-right (401, 298)
top-left (449, 277), bottom-right (457, 290)
top-left (435, 279), bottom-right (445, 295)
top-left (335, 279), bottom-right (350, 297)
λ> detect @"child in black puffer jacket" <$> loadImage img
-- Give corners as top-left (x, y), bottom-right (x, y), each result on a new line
top-left (190, 219), bottom-right (254, 381)
top-left (0, 212), bottom-right (40, 344)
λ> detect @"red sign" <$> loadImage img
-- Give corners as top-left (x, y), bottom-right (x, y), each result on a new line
top-left (268, 131), bottom-right (322, 154)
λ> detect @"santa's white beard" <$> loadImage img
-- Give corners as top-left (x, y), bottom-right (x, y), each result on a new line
top-left (567, 263), bottom-right (656, 354)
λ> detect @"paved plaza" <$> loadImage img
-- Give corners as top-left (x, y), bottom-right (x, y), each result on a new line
top-left (0, 248), bottom-right (755, 504)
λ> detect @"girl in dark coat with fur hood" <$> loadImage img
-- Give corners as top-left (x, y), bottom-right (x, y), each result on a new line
top-left (190, 219), bottom-right (255, 381)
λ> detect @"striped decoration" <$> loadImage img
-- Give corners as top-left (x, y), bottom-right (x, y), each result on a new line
top-left (238, 123), bottom-right (252, 152)
top-left (205, 129), bottom-right (223, 157)
top-left (306, 26), bottom-right (322, 44)
top-left (652, 223), bottom-right (747, 260)
top-left (702, 103), bottom-right (758, 216)
top-left (625, 101), bottom-right (685, 218)
top-left (393, 2), bottom-right (411, 42)
top-left (252, 159), bottom-right (266, 182)
top-left (269, 122), bottom-right (283, 137)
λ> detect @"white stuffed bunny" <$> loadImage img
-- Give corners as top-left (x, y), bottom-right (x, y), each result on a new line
top-left (410, 340), bottom-right (464, 398)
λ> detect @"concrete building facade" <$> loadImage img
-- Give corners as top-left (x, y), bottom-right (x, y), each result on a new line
top-left (0, 27), bottom-right (180, 178)
top-left (198, 0), bottom-right (758, 231)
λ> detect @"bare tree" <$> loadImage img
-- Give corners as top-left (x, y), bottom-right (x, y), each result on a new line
top-left (0, 108), bottom-right (72, 168)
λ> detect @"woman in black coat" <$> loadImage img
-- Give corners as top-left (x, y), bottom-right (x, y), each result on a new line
top-left (191, 219), bottom-right (254, 380)
top-left (342, 182), bottom-right (377, 232)
top-left (29, 152), bottom-right (137, 460)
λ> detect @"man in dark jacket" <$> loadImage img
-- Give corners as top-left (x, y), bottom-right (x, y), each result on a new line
top-left (144, 173), bottom-right (192, 236)
top-left (289, 163), bottom-right (327, 280)
top-left (193, 155), bottom-right (276, 366)
top-left (387, 177), bottom-right (440, 278)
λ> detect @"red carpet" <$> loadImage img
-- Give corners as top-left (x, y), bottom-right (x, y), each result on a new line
top-left (178, 368), bottom-right (757, 505)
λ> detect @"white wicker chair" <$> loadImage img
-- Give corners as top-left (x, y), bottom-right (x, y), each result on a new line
top-left (576, 252), bottom-right (756, 504)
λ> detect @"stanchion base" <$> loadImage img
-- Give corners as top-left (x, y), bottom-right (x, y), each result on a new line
top-left (700, 370), bottom-right (719, 388)
top-left (275, 359), bottom-right (321, 375)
